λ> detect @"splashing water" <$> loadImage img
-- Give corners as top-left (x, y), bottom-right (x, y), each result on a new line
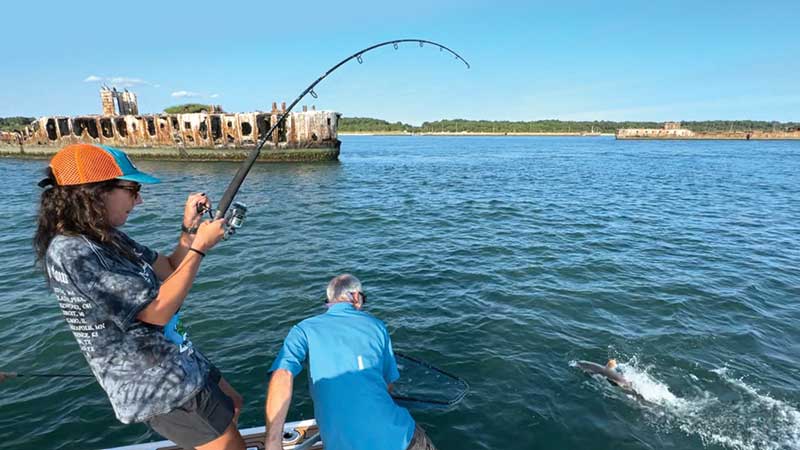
top-left (617, 359), bottom-right (680, 405)
top-left (663, 368), bottom-right (800, 450)
top-left (576, 359), bottom-right (800, 450)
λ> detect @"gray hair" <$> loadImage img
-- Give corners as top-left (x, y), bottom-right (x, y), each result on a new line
top-left (326, 274), bottom-right (362, 303)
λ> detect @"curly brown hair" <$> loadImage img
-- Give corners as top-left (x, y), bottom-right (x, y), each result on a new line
top-left (34, 168), bottom-right (137, 266)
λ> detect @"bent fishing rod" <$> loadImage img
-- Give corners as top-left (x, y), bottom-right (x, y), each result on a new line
top-left (213, 39), bottom-right (470, 220)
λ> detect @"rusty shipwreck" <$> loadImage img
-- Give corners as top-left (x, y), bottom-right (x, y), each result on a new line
top-left (0, 87), bottom-right (341, 162)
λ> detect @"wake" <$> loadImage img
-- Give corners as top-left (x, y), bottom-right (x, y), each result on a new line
top-left (578, 358), bottom-right (800, 450)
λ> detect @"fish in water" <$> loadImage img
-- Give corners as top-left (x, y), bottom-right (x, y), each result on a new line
top-left (575, 359), bottom-right (640, 398)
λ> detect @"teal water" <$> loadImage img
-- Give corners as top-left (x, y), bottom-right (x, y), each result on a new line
top-left (1, 136), bottom-right (799, 450)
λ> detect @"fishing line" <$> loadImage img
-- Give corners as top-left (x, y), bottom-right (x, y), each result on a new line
top-left (4, 352), bottom-right (471, 412)
top-left (0, 371), bottom-right (92, 382)
top-left (214, 39), bottom-right (470, 219)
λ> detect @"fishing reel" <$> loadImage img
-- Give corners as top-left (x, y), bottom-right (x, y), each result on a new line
top-left (223, 202), bottom-right (248, 240)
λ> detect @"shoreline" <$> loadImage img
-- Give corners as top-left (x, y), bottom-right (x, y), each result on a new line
top-left (339, 131), bottom-right (614, 137)
top-left (339, 131), bottom-right (800, 140)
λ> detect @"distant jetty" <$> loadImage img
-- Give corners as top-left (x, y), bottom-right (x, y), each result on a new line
top-left (616, 122), bottom-right (800, 140)
top-left (0, 88), bottom-right (341, 162)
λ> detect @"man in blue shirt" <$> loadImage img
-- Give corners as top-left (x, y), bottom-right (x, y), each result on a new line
top-left (265, 274), bottom-right (436, 450)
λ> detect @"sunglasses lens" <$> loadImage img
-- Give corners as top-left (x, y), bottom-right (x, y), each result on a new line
top-left (118, 184), bottom-right (141, 196)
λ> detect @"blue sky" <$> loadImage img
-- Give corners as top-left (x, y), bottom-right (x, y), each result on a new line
top-left (1, 0), bottom-right (797, 124)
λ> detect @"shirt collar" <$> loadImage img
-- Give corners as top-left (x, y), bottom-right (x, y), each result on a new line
top-left (326, 302), bottom-right (356, 313)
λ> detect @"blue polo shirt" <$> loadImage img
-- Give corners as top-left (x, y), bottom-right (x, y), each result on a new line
top-left (270, 303), bottom-right (415, 450)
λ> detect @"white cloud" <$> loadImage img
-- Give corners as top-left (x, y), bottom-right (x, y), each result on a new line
top-left (171, 91), bottom-right (201, 98)
top-left (83, 75), bottom-right (155, 88)
top-left (210, 94), bottom-right (219, 98)
top-left (109, 77), bottom-right (145, 87)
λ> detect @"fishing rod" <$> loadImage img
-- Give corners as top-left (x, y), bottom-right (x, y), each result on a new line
top-left (213, 39), bottom-right (470, 223)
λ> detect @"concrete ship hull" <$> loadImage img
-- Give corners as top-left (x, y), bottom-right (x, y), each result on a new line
top-left (0, 142), bottom-right (340, 162)
top-left (616, 129), bottom-right (800, 140)
top-left (0, 108), bottom-right (342, 162)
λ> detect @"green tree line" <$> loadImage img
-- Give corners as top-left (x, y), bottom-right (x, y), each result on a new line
top-left (338, 117), bottom-right (415, 132)
top-left (0, 117), bottom-right (36, 132)
top-left (340, 117), bottom-right (800, 133)
top-left (163, 104), bottom-right (216, 114)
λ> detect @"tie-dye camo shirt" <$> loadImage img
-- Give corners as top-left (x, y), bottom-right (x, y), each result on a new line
top-left (45, 232), bottom-right (209, 423)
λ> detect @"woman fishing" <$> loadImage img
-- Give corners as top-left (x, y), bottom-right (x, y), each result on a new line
top-left (34, 143), bottom-right (246, 450)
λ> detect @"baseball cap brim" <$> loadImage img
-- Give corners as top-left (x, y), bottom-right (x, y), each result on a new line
top-left (117, 172), bottom-right (161, 184)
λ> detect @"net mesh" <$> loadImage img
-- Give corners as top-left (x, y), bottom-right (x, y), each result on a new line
top-left (76, 146), bottom-right (121, 183)
top-left (50, 147), bottom-right (79, 185)
top-left (390, 352), bottom-right (469, 411)
top-left (51, 144), bottom-right (122, 185)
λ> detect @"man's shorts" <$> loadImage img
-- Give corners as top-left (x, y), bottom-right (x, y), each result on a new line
top-left (406, 424), bottom-right (437, 450)
top-left (146, 367), bottom-right (235, 448)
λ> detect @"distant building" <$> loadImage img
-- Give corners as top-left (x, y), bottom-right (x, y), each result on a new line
top-left (663, 122), bottom-right (681, 130)
top-left (100, 88), bottom-right (115, 116)
top-left (100, 87), bottom-right (139, 116)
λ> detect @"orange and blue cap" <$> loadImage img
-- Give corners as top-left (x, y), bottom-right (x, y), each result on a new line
top-left (49, 144), bottom-right (160, 186)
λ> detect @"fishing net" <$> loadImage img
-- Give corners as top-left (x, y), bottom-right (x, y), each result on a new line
top-left (390, 352), bottom-right (469, 411)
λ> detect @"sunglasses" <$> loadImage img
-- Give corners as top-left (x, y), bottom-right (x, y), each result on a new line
top-left (116, 183), bottom-right (142, 196)
top-left (324, 291), bottom-right (368, 305)
top-left (351, 291), bottom-right (367, 304)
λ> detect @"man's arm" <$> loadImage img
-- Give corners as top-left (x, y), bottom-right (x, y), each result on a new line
top-left (265, 369), bottom-right (294, 450)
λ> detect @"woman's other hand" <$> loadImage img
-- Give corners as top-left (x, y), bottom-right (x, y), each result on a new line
top-left (183, 192), bottom-right (211, 229)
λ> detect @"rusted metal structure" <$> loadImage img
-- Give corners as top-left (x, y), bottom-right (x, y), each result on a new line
top-left (23, 108), bottom-right (339, 149)
top-left (1, 89), bottom-right (341, 162)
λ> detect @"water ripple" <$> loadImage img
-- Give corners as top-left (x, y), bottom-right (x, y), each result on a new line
top-left (1, 137), bottom-right (799, 449)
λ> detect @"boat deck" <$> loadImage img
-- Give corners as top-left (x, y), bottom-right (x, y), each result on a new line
top-left (104, 419), bottom-right (322, 450)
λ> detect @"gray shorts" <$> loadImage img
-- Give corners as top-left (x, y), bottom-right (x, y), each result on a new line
top-left (407, 424), bottom-right (437, 450)
top-left (146, 369), bottom-right (235, 448)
